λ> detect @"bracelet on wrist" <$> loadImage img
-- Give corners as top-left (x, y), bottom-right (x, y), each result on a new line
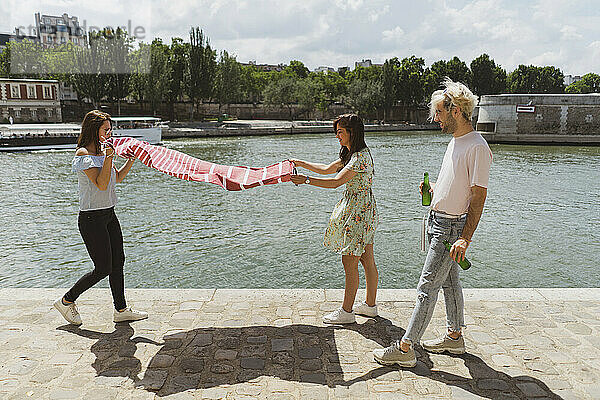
top-left (459, 236), bottom-right (472, 243)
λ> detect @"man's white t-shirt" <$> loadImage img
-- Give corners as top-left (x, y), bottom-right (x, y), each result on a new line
top-left (431, 131), bottom-right (493, 216)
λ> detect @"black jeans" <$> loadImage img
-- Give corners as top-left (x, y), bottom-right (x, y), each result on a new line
top-left (64, 207), bottom-right (126, 310)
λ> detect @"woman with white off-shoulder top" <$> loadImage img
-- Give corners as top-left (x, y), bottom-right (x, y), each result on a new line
top-left (53, 110), bottom-right (147, 326)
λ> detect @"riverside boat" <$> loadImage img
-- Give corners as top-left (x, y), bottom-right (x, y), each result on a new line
top-left (0, 117), bottom-right (163, 152)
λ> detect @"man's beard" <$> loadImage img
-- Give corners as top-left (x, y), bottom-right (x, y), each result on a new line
top-left (442, 114), bottom-right (458, 134)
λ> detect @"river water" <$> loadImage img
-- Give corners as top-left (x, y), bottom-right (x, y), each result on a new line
top-left (1, 131), bottom-right (598, 288)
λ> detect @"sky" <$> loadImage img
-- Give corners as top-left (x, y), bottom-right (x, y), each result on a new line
top-left (2, 0), bottom-right (599, 76)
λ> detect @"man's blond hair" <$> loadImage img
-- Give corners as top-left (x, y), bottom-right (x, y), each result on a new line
top-left (428, 77), bottom-right (478, 122)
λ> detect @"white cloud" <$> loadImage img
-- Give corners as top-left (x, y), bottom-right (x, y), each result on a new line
top-left (1, 0), bottom-right (599, 74)
top-left (382, 26), bottom-right (404, 42)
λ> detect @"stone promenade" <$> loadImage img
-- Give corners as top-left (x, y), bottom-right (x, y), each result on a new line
top-left (1, 288), bottom-right (599, 399)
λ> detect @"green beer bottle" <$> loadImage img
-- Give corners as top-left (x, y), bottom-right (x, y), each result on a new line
top-left (422, 172), bottom-right (432, 206)
top-left (443, 240), bottom-right (471, 270)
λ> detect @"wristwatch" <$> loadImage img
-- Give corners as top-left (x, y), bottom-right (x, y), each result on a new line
top-left (305, 176), bottom-right (311, 184)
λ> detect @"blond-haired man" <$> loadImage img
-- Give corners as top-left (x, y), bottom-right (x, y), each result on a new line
top-left (374, 78), bottom-right (493, 367)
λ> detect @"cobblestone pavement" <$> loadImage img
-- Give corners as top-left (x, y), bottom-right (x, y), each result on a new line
top-left (1, 288), bottom-right (599, 399)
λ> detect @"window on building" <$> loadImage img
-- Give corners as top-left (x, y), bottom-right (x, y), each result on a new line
top-left (15, 109), bottom-right (21, 118)
top-left (47, 109), bottom-right (53, 117)
top-left (31, 109), bottom-right (37, 119)
top-left (28, 85), bottom-right (36, 98)
top-left (61, 37), bottom-right (66, 43)
top-left (44, 86), bottom-right (51, 98)
top-left (11, 85), bottom-right (20, 98)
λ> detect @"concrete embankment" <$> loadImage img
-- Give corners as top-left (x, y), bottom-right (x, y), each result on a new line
top-left (1, 288), bottom-right (598, 399)
top-left (163, 122), bottom-right (440, 139)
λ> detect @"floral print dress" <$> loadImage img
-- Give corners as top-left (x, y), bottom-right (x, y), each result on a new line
top-left (323, 148), bottom-right (378, 256)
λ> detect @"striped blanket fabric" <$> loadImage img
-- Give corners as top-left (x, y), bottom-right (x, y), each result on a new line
top-left (106, 137), bottom-right (294, 191)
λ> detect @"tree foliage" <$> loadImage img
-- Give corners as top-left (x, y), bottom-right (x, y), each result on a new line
top-left (470, 54), bottom-right (506, 96)
top-left (565, 73), bottom-right (600, 93)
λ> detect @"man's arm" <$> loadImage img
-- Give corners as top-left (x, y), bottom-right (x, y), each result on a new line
top-left (449, 185), bottom-right (487, 262)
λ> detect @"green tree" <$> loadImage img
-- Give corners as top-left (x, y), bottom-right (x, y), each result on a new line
top-left (565, 73), bottom-right (600, 93)
top-left (240, 64), bottom-right (271, 103)
top-left (214, 50), bottom-right (242, 113)
top-left (145, 38), bottom-right (171, 115)
top-left (263, 76), bottom-right (299, 119)
top-left (166, 37), bottom-right (188, 119)
top-left (186, 27), bottom-right (216, 120)
top-left (345, 65), bottom-right (382, 83)
top-left (398, 56), bottom-right (426, 105)
top-left (284, 60), bottom-right (309, 79)
top-left (309, 71), bottom-right (347, 116)
top-left (425, 56), bottom-right (472, 95)
top-left (296, 78), bottom-right (320, 118)
top-left (129, 43), bottom-right (150, 103)
top-left (470, 54), bottom-right (506, 96)
top-left (0, 43), bottom-right (10, 77)
top-left (507, 65), bottom-right (564, 93)
top-left (101, 28), bottom-right (134, 115)
top-left (69, 32), bottom-right (113, 108)
top-left (344, 79), bottom-right (383, 119)
top-left (380, 58), bottom-right (401, 121)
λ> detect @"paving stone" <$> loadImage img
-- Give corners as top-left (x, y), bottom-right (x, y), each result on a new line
top-left (298, 347), bottom-right (322, 359)
top-left (210, 362), bottom-right (235, 374)
top-left (2, 288), bottom-right (600, 399)
top-left (276, 307), bottom-right (293, 318)
top-left (30, 367), bottom-right (63, 383)
top-left (491, 354), bottom-right (519, 367)
top-left (239, 345), bottom-right (266, 357)
top-left (190, 333), bottom-right (212, 347)
top-left (136, 369), bottom-right (168, 390)
top-left (272, 338), bottom-right (294, 352)
top-left (565, 323), bottom-right (593, 335)
top-left (240, 357), bottom-right (265, 370)
top-left (247, 335), bottom-right (267, 344)
top-left (516, 381), bottom-right (548, 398)
top-left (148, 354), bottom-right (176, 368)
top-left (177, 356), bottom-right (204, 373)
top-left (48, 388), bottom-right (81, 399)
top-left (235, 383), bottom-right (264, 396)
top-left (215, 349), bottom-right (238, 360)
top-left (299, 373), bottom-right (326, 384)
top-left (299, 359), bottom-right (322, 371)
top-left (476, 378), bottom-right (510, 391)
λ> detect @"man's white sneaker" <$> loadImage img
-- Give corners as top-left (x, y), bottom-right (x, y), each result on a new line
top-left (53, 297), bottom-right (82, 325)
top-left (323, 307), bottom-right (355, 324)
top-left (114, 307), bottom-right (148, 323)
top-left (354, 301), bottom-right (378, 317)
top-left (373, 341), bottom-right (417, 367)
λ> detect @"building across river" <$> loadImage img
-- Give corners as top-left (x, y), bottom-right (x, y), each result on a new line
top-left (476, 94), bottom-right (600, 145)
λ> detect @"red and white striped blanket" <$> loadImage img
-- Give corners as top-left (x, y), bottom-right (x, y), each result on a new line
top-left (106, 137), bottom-right (294, 191)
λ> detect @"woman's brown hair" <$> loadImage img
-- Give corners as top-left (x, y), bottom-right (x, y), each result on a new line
top-left (334, 113), bottom-right (370, 170)
top-left (77, 110), bottom-right (111, 154)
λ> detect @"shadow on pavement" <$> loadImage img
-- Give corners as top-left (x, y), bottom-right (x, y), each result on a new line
top-left (58, 318), bottom-right (562, 399)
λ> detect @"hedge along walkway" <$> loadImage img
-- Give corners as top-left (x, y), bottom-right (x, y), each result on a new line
top-left (0, 288), bottom-right (599, 399)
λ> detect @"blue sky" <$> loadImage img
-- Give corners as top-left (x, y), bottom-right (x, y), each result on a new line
top-left (2, 0), bottom-right (599, 75)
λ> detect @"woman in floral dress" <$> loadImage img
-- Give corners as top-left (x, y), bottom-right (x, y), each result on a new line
top-left (291, 114), bottom-right (379, 324)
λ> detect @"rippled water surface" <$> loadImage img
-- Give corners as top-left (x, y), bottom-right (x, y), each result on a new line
top-left (1, 131), bottom-right (599, 288)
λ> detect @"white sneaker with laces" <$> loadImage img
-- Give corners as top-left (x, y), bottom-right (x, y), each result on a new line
top-left (53, 297), bottom-right (82, 325)
top-left (354, 301), bottom-right (378, 317)
top-left (114, 307), bottom-right (148, 323)
top-left (323, 307), bottom-right (355, 324)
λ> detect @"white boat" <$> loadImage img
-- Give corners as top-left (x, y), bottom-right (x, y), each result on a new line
top-left (0, 117), bottom-right (163, 151)
top-left (110, 117), bottom-right (163, 144)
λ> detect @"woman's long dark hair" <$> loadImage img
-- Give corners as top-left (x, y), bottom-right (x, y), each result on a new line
top-left (77, 110), bottom-right (111, 154)
top-left (334, 113), bottom-right (371, 170)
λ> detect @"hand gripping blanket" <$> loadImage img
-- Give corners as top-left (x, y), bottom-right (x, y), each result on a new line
top-left (106, 137), bottom-right (294, 191)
